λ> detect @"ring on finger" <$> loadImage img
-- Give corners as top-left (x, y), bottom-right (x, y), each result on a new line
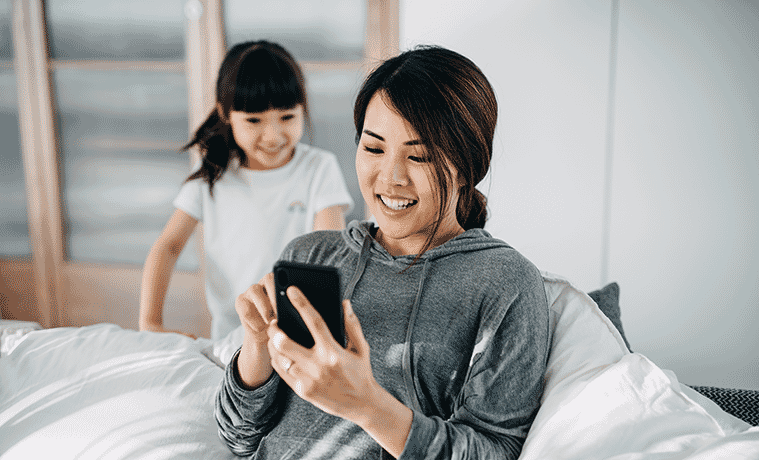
top-left (282, 357), bottom-right (293, 373)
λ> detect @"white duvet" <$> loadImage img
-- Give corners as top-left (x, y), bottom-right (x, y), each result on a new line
top-left (0, 325), bottom-right (234, 459)
top-left (0, 273), bottom-right (756, 459)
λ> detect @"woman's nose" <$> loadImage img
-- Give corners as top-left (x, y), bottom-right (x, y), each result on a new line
top-left (380, 157), bottom-right (409, 186)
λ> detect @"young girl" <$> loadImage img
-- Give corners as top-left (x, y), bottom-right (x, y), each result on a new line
top-left (215, 46), bottom-right (550, 459)
top-left (139, 41), bottom-right (354, 340)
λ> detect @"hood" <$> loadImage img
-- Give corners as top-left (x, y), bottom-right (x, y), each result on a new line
top-left (342, 220), bottom-right (511, 266)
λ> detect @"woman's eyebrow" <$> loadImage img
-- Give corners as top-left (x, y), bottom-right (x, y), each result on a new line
top-left (362, 129), bottom-right (422, 145)
top-left (363, 129), bottom-right (385, 141)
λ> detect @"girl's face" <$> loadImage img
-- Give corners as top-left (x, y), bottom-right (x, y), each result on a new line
top-left (228, 104), bottom-right (304, 170)
top-left (356, 93), bottom-right (464, 256)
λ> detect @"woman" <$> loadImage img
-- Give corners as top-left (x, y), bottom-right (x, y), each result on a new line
top-left (215, 45), bottom-right (550, 459)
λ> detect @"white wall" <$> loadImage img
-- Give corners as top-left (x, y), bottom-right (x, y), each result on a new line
top-left (609, 1), bottom-right (759, 390)
top-left (400, 0), bottom-right (759, 390)
top-left (401, 0), bottom-right (613, 289)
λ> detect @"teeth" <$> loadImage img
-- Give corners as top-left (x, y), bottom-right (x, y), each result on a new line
top-left (380, 195), bottom-right (416, 210)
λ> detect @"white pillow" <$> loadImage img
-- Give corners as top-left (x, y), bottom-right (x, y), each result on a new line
top-left (539, 271), bottom-right (630, 399)
top-left (518, 272), bottom-right (758, 460)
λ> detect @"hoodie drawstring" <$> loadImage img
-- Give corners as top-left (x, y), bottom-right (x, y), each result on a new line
top-left (344, 235), bottom-right (372, 300)
top-left (402, 259), bottom-right (429, 414)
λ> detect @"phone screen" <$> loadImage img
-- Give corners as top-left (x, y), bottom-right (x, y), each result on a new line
top-left (273, 261), bottom-right (344, 349)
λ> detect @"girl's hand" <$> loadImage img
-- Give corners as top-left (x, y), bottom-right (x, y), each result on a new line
top-left (141, 323), bottom-right (197, 340)
top-left (168, 329), bottom-right (197, 340)
top-left (266, 287), bottom-right (379, 424)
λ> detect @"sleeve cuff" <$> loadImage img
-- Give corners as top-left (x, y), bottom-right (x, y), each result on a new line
top-left (397, 410), bottom-right (439, 460)
top-left (172, 179), bottom-right (203, 221)
top-left (314, 194), bottom-right (355, 216)
top-left (225, 347), bottom-right (282, 414)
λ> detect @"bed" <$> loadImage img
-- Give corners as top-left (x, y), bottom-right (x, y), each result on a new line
top-left (1, 272), bottom-right (757, 459)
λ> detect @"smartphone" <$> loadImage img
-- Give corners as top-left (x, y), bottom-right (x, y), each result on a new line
top-left (273, 261), bottom-right (344, 349)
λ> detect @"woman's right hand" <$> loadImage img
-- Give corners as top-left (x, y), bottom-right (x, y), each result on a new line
top-left (236, 272), bottom-right (278, 342)
top-left (235, 273), bottom-right (278, 388)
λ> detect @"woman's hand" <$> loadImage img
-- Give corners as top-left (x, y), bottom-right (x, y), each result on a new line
top-left (266, 287), bottom-right (379, 423)
top-left (266, 285), bottom-right (413, 457)
top-left (235, 273), bottom-right (278, 389)
top-left (236, 273), bottom-right (277, 343)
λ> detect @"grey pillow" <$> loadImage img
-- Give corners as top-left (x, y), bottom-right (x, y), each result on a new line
top-left (587, 282), bottom-right (631, 351)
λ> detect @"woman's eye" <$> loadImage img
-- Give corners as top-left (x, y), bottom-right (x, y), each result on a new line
top-left (409, 155), bottom-right (429, 163)
top-left (282, 114), bottom-right (295, 121)
top-left (246, 118), bottom-right (261, 124)
top-left (363, 145), bottom-right (383, 154)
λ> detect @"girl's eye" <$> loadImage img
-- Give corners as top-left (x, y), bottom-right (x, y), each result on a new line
top-left (246, 118), bottom-right (261, 124)
top-left (363, 145), bottom-right (383, 154)
top-left (281, 114), bottom-right (295, 121)
top-left (409, 155), bottom-right (429, 163)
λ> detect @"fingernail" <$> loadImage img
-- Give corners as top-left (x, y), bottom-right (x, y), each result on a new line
top-left (272, 331), bottom-right (285, 350)
top-left (287, 285), bottom-right (302, 299)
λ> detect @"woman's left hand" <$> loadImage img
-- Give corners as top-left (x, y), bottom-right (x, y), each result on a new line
top-left (266, 286), bottom-right (379, 424)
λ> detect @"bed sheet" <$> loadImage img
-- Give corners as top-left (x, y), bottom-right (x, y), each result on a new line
top-left (0, 324), bottom-right (234, 460)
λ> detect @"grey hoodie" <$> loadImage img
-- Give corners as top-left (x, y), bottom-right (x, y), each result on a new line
top-left (215, 220), bottom-right (549, 459)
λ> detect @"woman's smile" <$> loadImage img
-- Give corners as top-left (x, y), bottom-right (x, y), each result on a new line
top-left (377, 194), bottom-right (418, 211)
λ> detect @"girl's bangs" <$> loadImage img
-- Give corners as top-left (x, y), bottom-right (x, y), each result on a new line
top-left (231, 55), bottom-right (305, 113)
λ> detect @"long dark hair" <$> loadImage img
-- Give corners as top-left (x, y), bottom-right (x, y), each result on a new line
top-left (183, 40), bottom-right (310, 194)
top-left (354, 45), bottom-right (496, 256)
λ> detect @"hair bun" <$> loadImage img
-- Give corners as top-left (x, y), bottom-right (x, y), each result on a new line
top-left (458, 188), bottom-right (487, 229)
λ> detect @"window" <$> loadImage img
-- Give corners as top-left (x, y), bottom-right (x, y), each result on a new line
top-left (2, 0), bottom-right (398, 329)
top-left (46, 0), bottom-right (198, 269)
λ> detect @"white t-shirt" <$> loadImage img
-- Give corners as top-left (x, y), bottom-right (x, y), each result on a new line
top-left (174, 144), bottom-right (354, 339)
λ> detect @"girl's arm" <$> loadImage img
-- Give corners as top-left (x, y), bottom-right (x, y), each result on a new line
top-left (139, 209), bottom-right (198, 336)
top-left (313, 204), bottom-right (347, 231)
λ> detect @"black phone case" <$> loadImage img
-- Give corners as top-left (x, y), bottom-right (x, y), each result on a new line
top-left (273, 261), bottom-right (344, 349)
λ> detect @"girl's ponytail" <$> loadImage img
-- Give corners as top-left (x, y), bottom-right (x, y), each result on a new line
top-left (182, 106), bottom-right (238, 196)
